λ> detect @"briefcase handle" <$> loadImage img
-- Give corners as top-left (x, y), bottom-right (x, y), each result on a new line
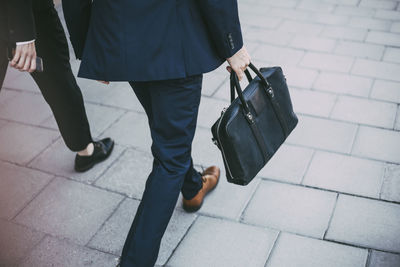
top-left (230, 63), bottom-right (274, 103)
top-left (230, 63), bottom-right (289, 136)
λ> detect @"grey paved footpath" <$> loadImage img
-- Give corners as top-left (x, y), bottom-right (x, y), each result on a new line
top-left (1, 0), bottom-right (400, 266)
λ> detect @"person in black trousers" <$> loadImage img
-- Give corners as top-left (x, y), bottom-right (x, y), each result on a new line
top-left (0, 0), bottom-right (114, 171)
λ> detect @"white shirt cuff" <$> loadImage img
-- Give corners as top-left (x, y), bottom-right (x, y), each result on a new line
top-left (16, 39), bottom-right (35, 46)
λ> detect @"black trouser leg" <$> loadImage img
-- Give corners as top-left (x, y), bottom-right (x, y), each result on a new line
top-left (30, 3), bottom-right (92, 151)
top-left (0, 43), bottom-right (8, 89)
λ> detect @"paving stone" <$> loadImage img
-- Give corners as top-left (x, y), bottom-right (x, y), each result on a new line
top-left (300, 52), bottom-right (354, 72)
top-left (297, 0), bottom-right (335, 13)
top-left (101, 82), bottom-right (144, 113)
top-left (2, 66), bottom-right (23, 88)
top-left (0, 89), bottom-right (19, 106)
top-left (290, 88), bottom-right (336, 117)
top-left (375, 10), bottom-right (400, 20)
top-left (352, 126), bottom-right (400, 163)
top-left (303, 151), bottom-right (384, 198)
top-left (383, 47), bottom-right (400, 63)
top-left (266, 232), bottom-right (368, 267)
top-left (287, 115), bottom-right (358, 153)
top-left (167, 216), bottom-right (278, 267)
top-left (349, 17), bottom-right (392, 31)
top-left (334, 41), bottom-right (385, 60)
top-left (366, 31), bottom-right (400, 47)
top-left (0, 91), bottom-right (53, 126)
top-left (191, 127), bottom-right (224, 169)
top-left (197, 97), bottom-right (229, 128)
top-left (189, 170), bottom-right (261, 220)
top-left (321, 26), bottom-right (367, 42)
top-left (259, 144), bottom-right (314, 184)
top-left (202, 72), bottom-right (228, 96)
top-left (307, 13), bottom-right (349, 26)
top-left (370, 80), bottom-right (400, 103)
top-left (395, 106), bottom-right (400, 131)
top-left (100, 111), bottom-right (152, 153)
top-left (261, 0), bottom-right (299, 8)
top-left (391, 22), bottom-right (400, 33)
top-left (334, 6), bottom-right (376, 17)
top-left (39, 102), bottom-right (125, 138)
top-left (15, 177), bottom-right (123, 245)
top-left (29, 139), bottom-right (125, 184)
top-left (253, 44), bottom-right (305, 66)
top-left (88, 198), bottom-right (197, 266)
top-left (313, 72), bottom-right (372, 97)
top-left (2, 70), bottom-right (39, 93)
top-left (0, 219), bottom-right (45, 266)
top-left (244, 28), bottom-right (294, 46)
top-left (0, 162), bottom-right (53, 220)
top-left (289, 36), bottom-right (337, 52)
top-left (352, 59), bottom-right (400, 82)
top-left (278, 20), bottom-right (324, 36)
top-left (284, 66), bottom-right (319, 89)
top-left (331, 95), bottom-right (397, 128)
top-left (87, 198), bottom-right (139, 255)
top-left (368, 250), bottom-right (400, 267)
top-left (95, 149), bottom-right (152, 199)
top-left (242, 13), bottom-right (283, 29)
top-left (242, 181), bottom-right (337, 238)
top-left (268, 7), bottom-right (312, 21)
top-left (0, 122), bottom-right (59, 165)
top-left (359, 0), bottom-right (398, 10)
top-left (19, 235), bottom-right (117, 267)
top-left (381, 164), bottom-right (400, 203)
top-left (326, 194), bottom-right (400, 253)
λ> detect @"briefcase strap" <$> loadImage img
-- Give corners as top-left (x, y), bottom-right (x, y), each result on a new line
top-left (231, 73), bottom-right (269, 164)
top-left (230, 63), bottom-right (289, 137)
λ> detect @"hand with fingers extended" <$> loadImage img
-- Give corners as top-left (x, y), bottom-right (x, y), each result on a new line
top-left (10, 42), bottom-right (37, 73)
top-left (226, 46), bottom-right (251, 81)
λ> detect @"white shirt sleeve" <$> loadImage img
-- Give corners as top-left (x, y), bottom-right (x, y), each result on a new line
top-left (16, 39), bottom-right (35, 46)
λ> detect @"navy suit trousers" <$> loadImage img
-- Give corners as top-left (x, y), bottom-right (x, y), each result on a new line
top-left (121, 75), bottom-right (204, 266)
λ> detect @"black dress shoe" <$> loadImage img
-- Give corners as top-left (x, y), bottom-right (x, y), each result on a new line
top-left (74, 138), bottom-right (115, 172)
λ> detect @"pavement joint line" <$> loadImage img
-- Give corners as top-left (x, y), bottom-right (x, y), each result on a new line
top-left (365, 249), bottom-right (372, 267)
top-left (327, 93), bottom-right (339, 118)
top-left (91, 146), bottom-right (130, 186)
top-left (349, 124), bottom-right (360, 155)
top-left (163, 214), bottom-right (200, 266)
top-left (378, 163), bottom-right (389, 200)
top-left (1, 86), bottom-right (42, 95)
top-left (15, 232), bottom-right (49, 266)
top-left (197, 211), bottom-right (400, 256)
top-left (323, 193), bottom-right (339, 240)
top-left (85, 196), bottom-right (127, 248)
top-left (299, 149), bottom-right (316, 185)
top-left (26, 135), bottom-right (62, 168)
top-left (257, 175), bottom-right (400, 206)
top-left (237, 178), bottom-right (263, 223)
top-left (234, 177), bottom-right (262, 222)
top-left (324, 236), bottom-right (400, 255)
top-left (10, 177), bottom-right (56, 222)
top-left (263, 231), bottom-right (282, 267)
top-left (0, 116), bottom-right (60, 133)
top-left (9, 174), bottom-right (57, 222)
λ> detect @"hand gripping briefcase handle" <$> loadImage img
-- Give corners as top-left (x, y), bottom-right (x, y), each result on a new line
top-left (230, 63), bottom-right (290, 137)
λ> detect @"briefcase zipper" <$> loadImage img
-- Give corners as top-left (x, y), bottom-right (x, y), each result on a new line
top-left (215, 107), bottom-right (238, 181)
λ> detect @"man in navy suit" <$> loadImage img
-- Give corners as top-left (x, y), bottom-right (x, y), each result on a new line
top-left (63, 1), bottom-right (250, 266)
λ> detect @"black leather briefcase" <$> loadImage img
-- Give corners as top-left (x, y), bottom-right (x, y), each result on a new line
top-left (211, 63), bottom-right (298, 185)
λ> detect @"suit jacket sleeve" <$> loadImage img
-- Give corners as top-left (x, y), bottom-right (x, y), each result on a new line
top-left (62, 0), bottom-right (92, 59)
top-left (196, 0), bottom-right (244, 59)
top-left (6, 0), bottom-right (36, 44)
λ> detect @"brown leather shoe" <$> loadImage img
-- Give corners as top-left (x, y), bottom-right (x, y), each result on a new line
top-left (182, 166), bottom-right (220, 212)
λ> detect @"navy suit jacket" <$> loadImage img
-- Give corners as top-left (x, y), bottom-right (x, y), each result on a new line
top-left (62, 0), bottom-right (243, 82)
